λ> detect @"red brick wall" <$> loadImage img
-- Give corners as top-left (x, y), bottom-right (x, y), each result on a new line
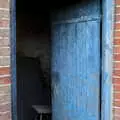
top-left (113, 0), bottom-right (120, 120)
top-left (0, 0), bottom-right (11, 120)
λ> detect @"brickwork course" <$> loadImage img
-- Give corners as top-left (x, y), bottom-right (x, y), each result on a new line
top-left (113, 0), bottom-right (120, 120)
top-left (0, 0), bottom-right (11, 120)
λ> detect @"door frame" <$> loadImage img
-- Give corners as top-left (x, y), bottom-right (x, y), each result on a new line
top-left (10, 0), bottom-right (17, 119)
top-left (101, 0), bottom-right (114, 120)
top-left (10, 0), bottom-right (114, 120)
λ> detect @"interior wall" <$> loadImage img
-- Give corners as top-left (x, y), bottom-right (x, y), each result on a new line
top-left (17, 14), bottom-right (50, 81)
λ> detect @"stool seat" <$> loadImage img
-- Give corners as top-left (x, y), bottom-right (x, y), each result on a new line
top-left (32, 105), bottom-right (51, 114)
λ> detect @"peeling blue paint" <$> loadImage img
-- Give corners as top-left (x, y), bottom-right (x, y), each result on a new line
top-left (101, 0), bottom-right (114, 120)
top-left (52, 71), bottom-right (109, 84)
top-left (51, 0), bottom-right (101, 119)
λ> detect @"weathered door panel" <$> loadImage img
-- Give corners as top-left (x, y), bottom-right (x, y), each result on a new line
top-left (51, 0), bottom-right (101, 120)
top-left (51, 0), bottom-right (100, 23)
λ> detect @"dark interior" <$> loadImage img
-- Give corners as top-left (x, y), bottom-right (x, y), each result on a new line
top-left (17, 1), bottom-right (52, 120)
top-left (16, 0), bottom-right (82, 120)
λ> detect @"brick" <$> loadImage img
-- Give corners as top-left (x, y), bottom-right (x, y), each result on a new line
top-left (0, 20), bottom-right (9, 27)
top-left (115, 15), bottom-right (120, 22)
top-left (114, 93), bottom-right (120, 100)
top-left (0, 76), bottom-right (10, 84)
top-left (0, 47), bottom-right (10, 56)
top-left (113, 62), bottom-right (120, 69)
top-left (0, 10), bottom-right (9, 19)
top-left (114, 23), bottom-right (120, 30)
top-left (0, 103), bottom-right (11, 112)
top-left (113, 70), bottom-right (120, 76)
top-left (113, 78), bottom-right (120, 84)
top-left (0, 85), bottom-right (10, 95)
top-left (0, 29), bottom-right (9, 37)
top-left (0, 56), bottom-right (10, 66)
top-left (113, 108), bottom-right (120, 115)
top-left (114, 39), bottom-right (120, 45)
top-left (0, 67), bottom-right (10, 75)
top-left (116, 0), bottom-right (120, 5)
top-left (0, 94), bottom-right (10, 104)
top-left (114, 116), bottom-right (120, 120)
top-left (114, 46), bottom-right (120, 53)
top-left (0, 0), bottom-right (9, 8)
top-left (114, 54), bottom-right (120, 61)
top-left (114, 31), bottom-right (120, 37)
top-left (0, 38), bottom-right (10, 46)
top-left (116, 7), bottom-right (120, 14)
top-left (114, 100), bottom-right (120, 107)
top-left (0, 112), bottom-right (11, 120)
top-left (114, 85), bottom-right (120, 91)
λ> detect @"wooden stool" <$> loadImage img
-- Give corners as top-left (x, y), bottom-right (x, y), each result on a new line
top-left (32, 105), bottom-right (51, 120)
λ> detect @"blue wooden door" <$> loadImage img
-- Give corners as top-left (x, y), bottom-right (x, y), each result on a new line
top-left (51, 0), bottom-right (101, 120)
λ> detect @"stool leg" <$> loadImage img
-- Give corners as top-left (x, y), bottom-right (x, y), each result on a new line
top-left (40, 114), bottom-right (42, 120)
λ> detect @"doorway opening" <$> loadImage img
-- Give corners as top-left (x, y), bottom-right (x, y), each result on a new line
top-left (16, 1), bottom-right (84, 120)
top-left (14, 0), bottom-right (113, 120)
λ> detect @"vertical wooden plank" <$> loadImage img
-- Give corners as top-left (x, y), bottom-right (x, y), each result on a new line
top-left (51, 20), bottom-right (101, 120)
top-left (51, 1), bottom-right (101, 120)
top-left (102, 0), bottom-right (114, 120)
top-left (10, 0), bottom-right (17, 120)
